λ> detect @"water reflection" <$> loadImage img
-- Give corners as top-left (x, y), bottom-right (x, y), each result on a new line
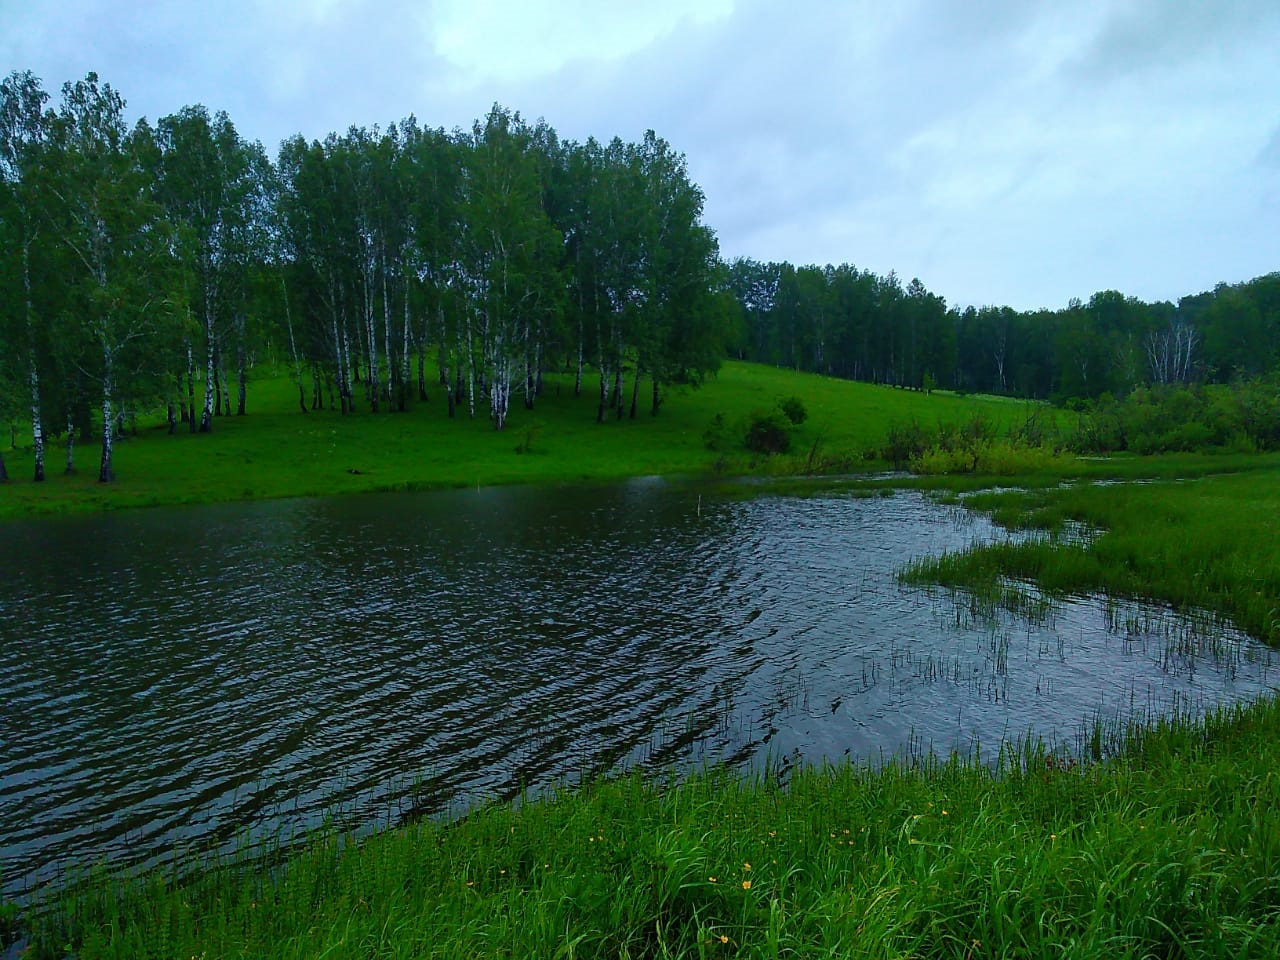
top-left (0, 482), bottom-right (1274, 899)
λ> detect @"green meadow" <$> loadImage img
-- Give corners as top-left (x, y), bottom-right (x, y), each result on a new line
top-left (0, 361), bottom-right (1042, 519)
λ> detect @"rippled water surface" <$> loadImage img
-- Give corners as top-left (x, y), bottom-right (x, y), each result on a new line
top-left (1, 481), bottom-right (1275, 898)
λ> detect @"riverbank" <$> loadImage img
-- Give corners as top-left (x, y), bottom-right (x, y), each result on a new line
top-left (0, 361), bottom-right (1040, 520)
top-left (18, 696), bottom-right (1280, 959)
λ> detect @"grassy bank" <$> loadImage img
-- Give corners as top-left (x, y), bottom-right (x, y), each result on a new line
top-left (0, 361), bottom-right (1042, 519)
top-left (18, 698), bottom-right (1280, 959)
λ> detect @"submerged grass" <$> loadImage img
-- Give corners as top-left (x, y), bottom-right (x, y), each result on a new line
top-left (902, 467), bottom-right (1280, 645)
top-left (19, 697), bottom-right (1280, 959)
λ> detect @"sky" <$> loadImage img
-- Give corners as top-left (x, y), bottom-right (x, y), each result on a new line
top-left (3, 0), bottom-right (1278, 312)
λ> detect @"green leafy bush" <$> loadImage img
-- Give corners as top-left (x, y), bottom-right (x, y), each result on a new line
top-left (744, 410), bottom-right (792, 454)
top-left (778, 396), bottom-right (807, 425)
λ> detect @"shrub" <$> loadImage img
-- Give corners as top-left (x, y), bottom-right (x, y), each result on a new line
top-left (778, 396), bottom-right (808, 425)
top-left (882, 418), bottom-right (931, 468)
top-left (702, 413), bottom-right (727, 451)
top-left (744, 410), bottom-right (792, 454)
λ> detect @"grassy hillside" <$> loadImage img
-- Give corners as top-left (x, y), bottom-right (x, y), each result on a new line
top-left (0, 361), bottom-right (1044, 518)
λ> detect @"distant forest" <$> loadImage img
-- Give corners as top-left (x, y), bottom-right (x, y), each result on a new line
top-left (1, 69), bottom-right (1277, 484)
top-left (725, 260), bottom-right (1280, 401)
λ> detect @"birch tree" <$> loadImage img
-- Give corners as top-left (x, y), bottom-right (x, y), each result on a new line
top-left (154, 106), bottom-right (258, 431)
top-left (0, 70), bottom-right (54, 480)
top-left (461, 106), bottom-right (562, 430)
top-left (52, 73), bottom-right (175, 482)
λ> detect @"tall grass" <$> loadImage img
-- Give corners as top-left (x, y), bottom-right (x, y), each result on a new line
top-left (19, 695), bottom-right (1280, 959)
top-left (903, 470), bottom-right (1280, 645)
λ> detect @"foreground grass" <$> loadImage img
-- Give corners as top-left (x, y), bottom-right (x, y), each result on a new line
top-left (20, 697), bottom-right (1280, 959)
top-left (0, 362), bottom-right (1043, 519)
top-left (902, 467), bottom-right (1280, 645)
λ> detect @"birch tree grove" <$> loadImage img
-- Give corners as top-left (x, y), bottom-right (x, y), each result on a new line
top-left (0, 68), bottom-right (733, 478)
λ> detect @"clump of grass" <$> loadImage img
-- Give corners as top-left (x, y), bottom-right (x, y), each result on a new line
top-left (26, 695), bottom-right (1280, 959)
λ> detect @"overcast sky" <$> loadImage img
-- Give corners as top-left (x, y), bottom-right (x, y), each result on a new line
top-left (3, 0), bottom-right (1278, 311)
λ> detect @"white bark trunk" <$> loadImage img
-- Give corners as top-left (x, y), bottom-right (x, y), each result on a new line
top-left (98, 350), bottom-right (114, 483)
top-left (200, 331), bottom-right (215, 432)
top-left (29, 360), bottom-right (44, 482)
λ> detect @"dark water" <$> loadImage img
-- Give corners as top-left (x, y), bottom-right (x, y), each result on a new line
top-left (1, 480), bottom-right (1275, 899)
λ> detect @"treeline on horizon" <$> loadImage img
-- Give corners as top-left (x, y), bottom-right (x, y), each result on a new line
top-left (726, 261), bottom-right (1280, 402)
top-left (1, 68), bottom-right (1278, 486)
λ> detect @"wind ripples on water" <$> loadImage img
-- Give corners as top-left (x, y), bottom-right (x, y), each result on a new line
top-left (0, 481), bottom-right (1274, 899)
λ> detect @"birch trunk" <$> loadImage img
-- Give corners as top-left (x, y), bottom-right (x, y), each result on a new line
top-left (366, 286), bottom-right (380, 413)
top-left (64, 419), bottom-right (75, 474)
top-left (465, 313), bottom-right (476, 419)
top-left (341, 321), bottom-right (355, 413)
top-left (23, 242), bottom-right (45, 481)
top-left (400, 281), bottom-right (412, 411)
top-left (282, 280), bottom-right (307, 413)
top-left (200, 290), bottom-right (215, 432)
top-left (596, 318), bottom-right (609, 423)
top-left (29, 361), bottom-right (45, 481)
top-left (236, 328), bottom-right (247, 416)
top-left (575, 319), bottom-right (584, 397)
top-left (200, 333), bottom-right (215, 432)
top-left (381, 252), bottom-right (395, 408)
top-left (98, 350), bottom-right (114, 483)
top-left (628, 362), bottom-right (641, 420)
top-left (186, 340), bottom-right (196, 432)
top-left (614, 347), bottom-right (625, 421)
top-left (217, 350), bottom-right (230, 417)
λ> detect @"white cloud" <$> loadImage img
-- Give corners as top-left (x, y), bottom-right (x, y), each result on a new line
top-left (430, 0), bottom-right (733, 85)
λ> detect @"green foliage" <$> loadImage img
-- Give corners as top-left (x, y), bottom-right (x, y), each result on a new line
top-left (743, 408), bottom-right (792, 454)
top-left (0, 900), bottom-right (21, 950)
top-left (881, 407), bottom-right (1067, 475)
top-left (777, 395), bottom-right (807, 425)
top-left (911, 440), bottom-right (1071, 476)
top-left (1068, 376), bottom-right (1280, 455)
top-left (702, 411), bottom-right (727, 451)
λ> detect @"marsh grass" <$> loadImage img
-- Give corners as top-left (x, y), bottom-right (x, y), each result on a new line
top-left (902, 469), bottom-right (1280, 645)
top-left (20, 694), bottom-right (1280, 959)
